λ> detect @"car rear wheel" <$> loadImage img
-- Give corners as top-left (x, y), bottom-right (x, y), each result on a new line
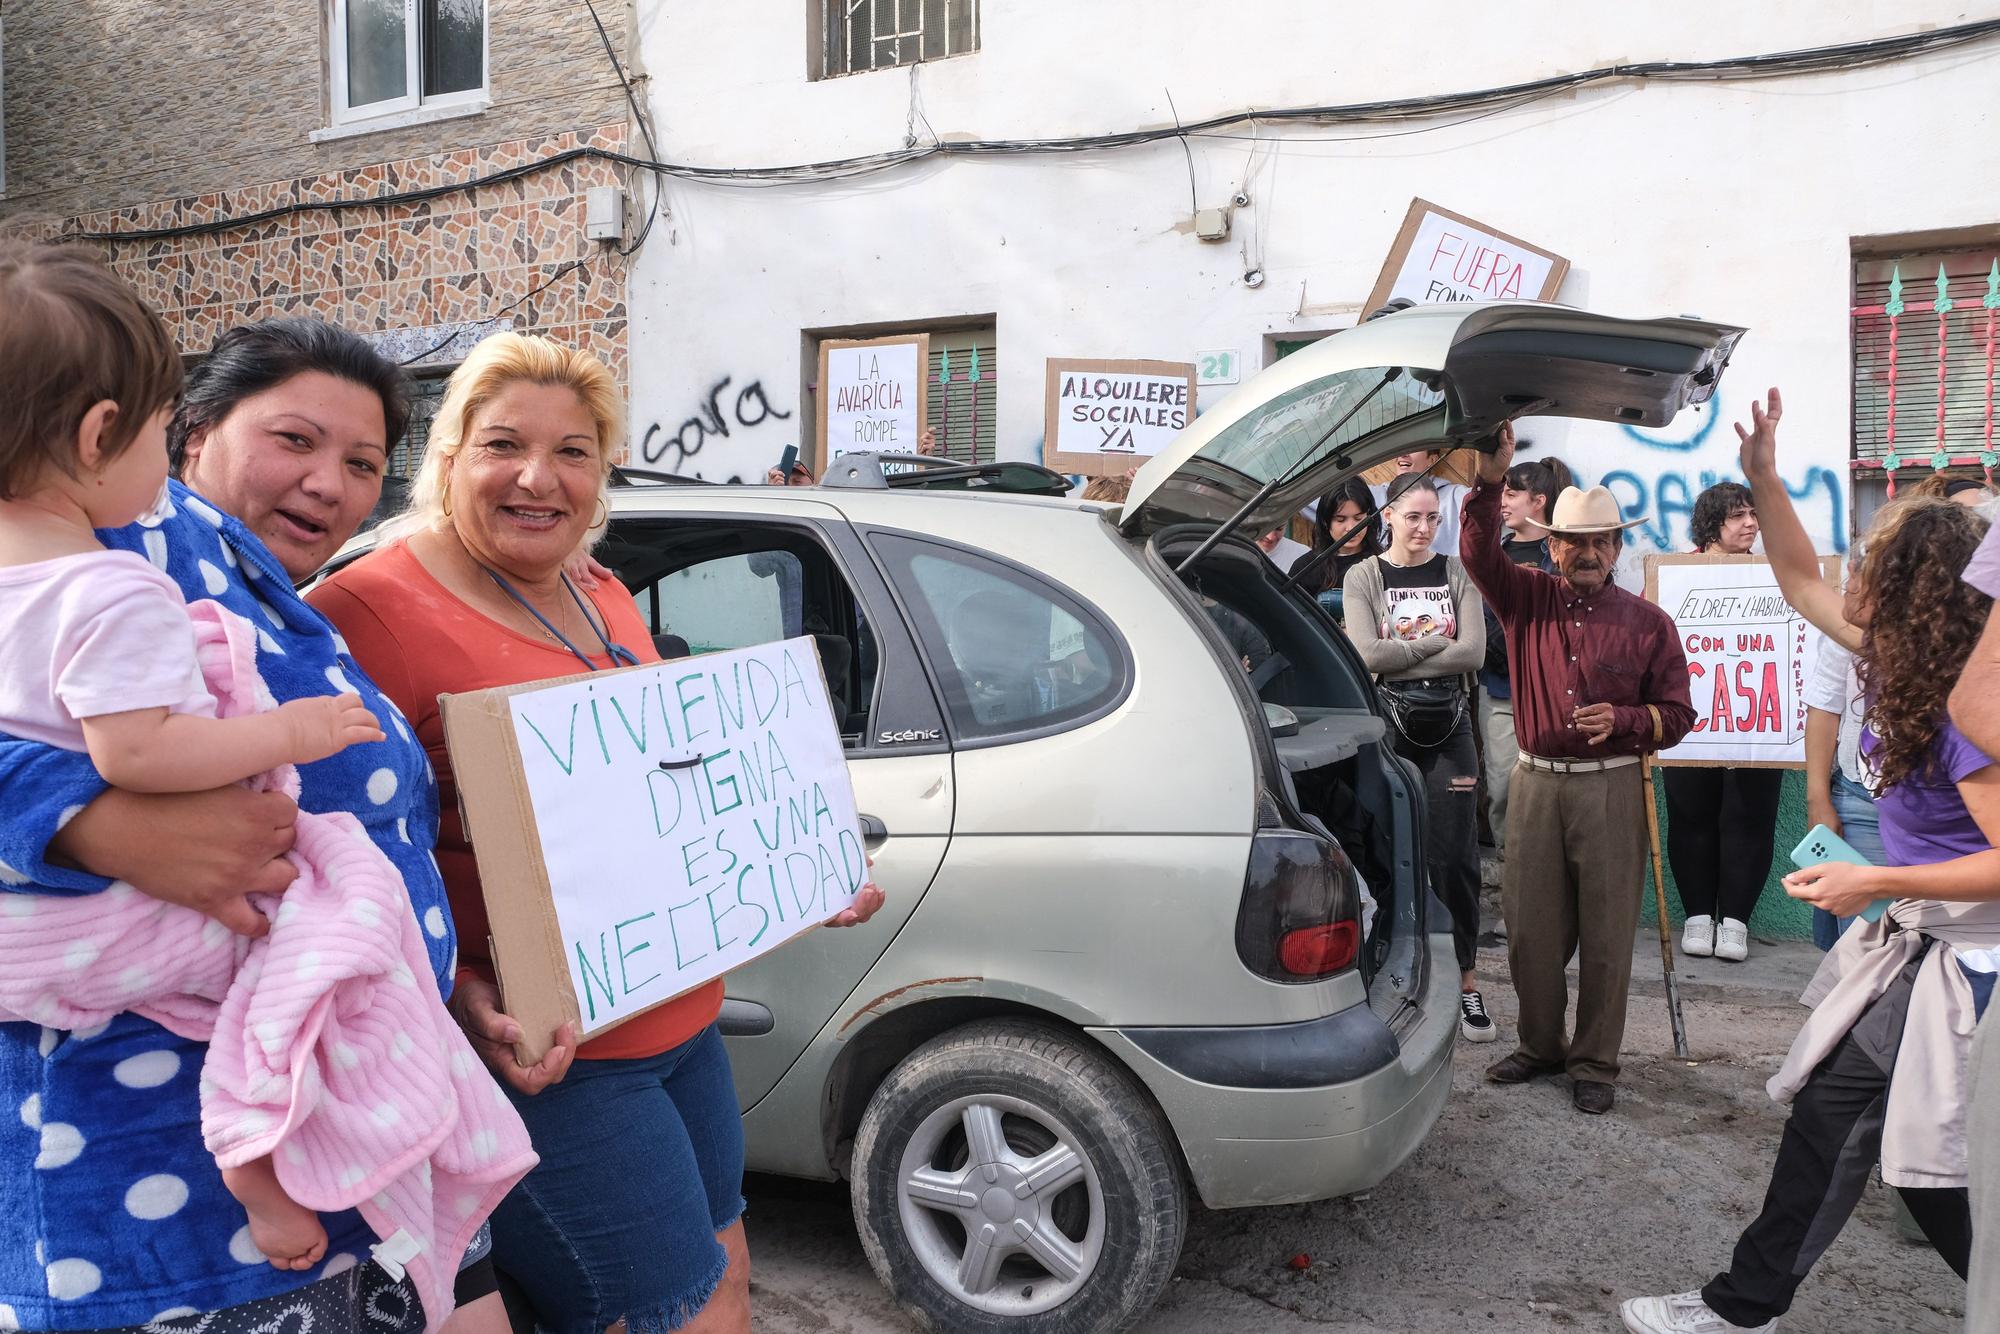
top-left (851, 1019), bottom-right (1186, 1334)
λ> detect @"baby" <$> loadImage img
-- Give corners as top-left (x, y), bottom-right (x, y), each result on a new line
top-left (0, 243), bottom-right (377, 1270)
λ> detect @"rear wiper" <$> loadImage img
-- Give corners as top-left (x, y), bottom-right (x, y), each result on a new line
top-left (1173, 366), bottom-right (1405, 576)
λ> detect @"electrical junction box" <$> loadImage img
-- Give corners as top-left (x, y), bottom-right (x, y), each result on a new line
top-left (1194, 207), bottom-right (1231, 241)
top-left (584, 186), bottom-right (626, 243)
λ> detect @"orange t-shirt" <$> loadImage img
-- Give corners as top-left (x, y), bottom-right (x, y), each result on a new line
top-left (306, 538), bottom-right (725, 1061)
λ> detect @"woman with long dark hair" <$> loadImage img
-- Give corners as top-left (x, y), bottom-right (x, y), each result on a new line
top-left (1624, 390), bottom-right (1998, 1333)
top-left (1296, 477), bottom-right (1381, 629)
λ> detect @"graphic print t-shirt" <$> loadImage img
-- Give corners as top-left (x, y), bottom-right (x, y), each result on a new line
top-left (1377, 554), bottom-right (1458, 643)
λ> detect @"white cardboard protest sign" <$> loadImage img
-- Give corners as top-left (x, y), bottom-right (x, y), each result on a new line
top-left (1645, 554), bottom-right (1841, 768)
top-left (440, 637), bottom-right (864, 1058)
top-left (817, 334), bottom-right (929, 465)
top-left (1044, 357), bottom-right (1197, 477)
top-left (1364, 198), bottom-right (1569, 312)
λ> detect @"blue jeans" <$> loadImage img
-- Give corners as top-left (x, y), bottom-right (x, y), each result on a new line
top-left (1813, 772), bottom-right (1884, 950)
top-left (490, 1023), bottom-right (746, 1334)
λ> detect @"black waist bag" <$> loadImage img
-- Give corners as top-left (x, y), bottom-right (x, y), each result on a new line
top-left (1378, 676), bottom-right (1468, 750)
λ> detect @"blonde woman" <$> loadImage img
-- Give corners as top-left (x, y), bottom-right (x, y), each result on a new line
top-left (308, 334), bottom-right (884, 1334)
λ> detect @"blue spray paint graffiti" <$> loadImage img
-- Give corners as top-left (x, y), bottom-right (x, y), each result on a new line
top-left (1597, 466), bottom-right (1848, 554)
top-left (1618, 401), bottom-right (1722, 454)
top-left (1606, 397), bottom-right (1847, 554)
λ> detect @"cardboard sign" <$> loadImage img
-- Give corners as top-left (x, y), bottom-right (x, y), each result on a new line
top-left (439, 637), bottom-right (865, 1060)
top-left (1645, 554), bottom-right (1842, 768)
top-left (817, 334), bottom-right (929, 466)
top-left (1044, 357), bottom-right (1198, 477)
top-left (1364, 198), bottom-right (1569, 313)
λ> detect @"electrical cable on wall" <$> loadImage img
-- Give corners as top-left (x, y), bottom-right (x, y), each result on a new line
top-left (70, 16), bottom-right (2000, 243)
top-left (579, 0), bottom-right (665, 255)
top-left (396, 256), bottom-right (597, 365)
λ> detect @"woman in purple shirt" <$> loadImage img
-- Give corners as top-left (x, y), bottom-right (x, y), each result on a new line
top-left (1625, 390), bottom-right (2000, 1334)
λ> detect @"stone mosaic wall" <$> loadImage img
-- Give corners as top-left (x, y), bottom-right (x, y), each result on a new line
top-left (12, 123), bottom-right (631, 386)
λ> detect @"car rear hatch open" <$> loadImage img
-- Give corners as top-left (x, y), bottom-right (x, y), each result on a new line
top-left (1119, 301), bottom-right (1746, 541)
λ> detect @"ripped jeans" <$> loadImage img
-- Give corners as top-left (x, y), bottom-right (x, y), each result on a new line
top-left (1393, 710), bottom-right (1482, 976)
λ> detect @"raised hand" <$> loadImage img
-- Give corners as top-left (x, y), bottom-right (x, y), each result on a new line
top-left (1734, 387), bottom-right (1784, 480)
top-left (280, 693), bottom-right (384, 765)
top-left (1478, 422), bottom-right (1516, 485)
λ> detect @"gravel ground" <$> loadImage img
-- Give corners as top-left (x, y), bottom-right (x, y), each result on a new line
top-left (744, 926), bottom-right (1969, 1332)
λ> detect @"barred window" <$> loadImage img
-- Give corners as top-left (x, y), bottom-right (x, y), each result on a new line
top-left (389, 368), bottom-right (455, 479)
top-left (813, 0), bottom-right (978, 80)
top-left (1851, 246), bottom-right (2000, 487)
top-left (926, 326), bottom-right (997, 464)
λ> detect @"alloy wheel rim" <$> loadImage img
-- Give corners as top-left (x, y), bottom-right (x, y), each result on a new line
top-left (894, 1092), bottom-right (1106, 1316)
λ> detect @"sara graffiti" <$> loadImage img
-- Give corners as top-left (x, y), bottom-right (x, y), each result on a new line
top-left (639, 377), bottom-right (793, 471)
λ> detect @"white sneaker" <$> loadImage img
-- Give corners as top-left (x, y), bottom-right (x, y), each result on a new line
top-left (1682, 915), bottom-right (1715, 957)
top-left (1715, 918), bottom-right (1750, 962)
top-left (1621, 1290), bottom-right (1778, 1332)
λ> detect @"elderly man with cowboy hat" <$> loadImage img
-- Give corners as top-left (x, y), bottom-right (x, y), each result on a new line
top-left (1459, 423), bottom-right (1696, 1115)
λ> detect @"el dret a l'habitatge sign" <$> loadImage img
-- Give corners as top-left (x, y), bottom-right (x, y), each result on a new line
top-left (1644, 554), bottom-right (1842, 768)
top-left (439, 637), bottom-right (865, 1060)
top-left (818, 334), bottom-right (929, 465)
top-left (1044, 357), bottom-right (1198, 477)
top-left (1364, 198), bottom-right (1569, 312)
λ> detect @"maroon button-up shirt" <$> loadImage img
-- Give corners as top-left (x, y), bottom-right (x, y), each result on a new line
top-left (1460, 482), bottom-right (1695, 759)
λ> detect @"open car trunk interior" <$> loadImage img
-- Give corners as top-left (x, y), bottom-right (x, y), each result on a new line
top-left (1154, 528), bottom-right (1429, 1019)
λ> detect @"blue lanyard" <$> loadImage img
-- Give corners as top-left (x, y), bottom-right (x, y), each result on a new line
top-left (484, 567), bottom-right (640, 672)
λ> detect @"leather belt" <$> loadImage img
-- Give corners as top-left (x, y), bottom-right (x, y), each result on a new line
top-left (1517, 752), bottom-right (1641, 774)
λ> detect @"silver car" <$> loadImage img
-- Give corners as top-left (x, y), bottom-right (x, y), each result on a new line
top-left (391, 302), bottom-right (1741, 1333)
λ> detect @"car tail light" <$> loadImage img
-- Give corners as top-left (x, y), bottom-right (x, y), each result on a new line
top-left (1278, 922), bottom-right (1358, 976)
top-left (1234, 816), bottom-right (1361, 983)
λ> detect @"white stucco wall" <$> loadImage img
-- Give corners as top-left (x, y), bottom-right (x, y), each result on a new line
top-left (628, 3), bottom-right (2000, 557)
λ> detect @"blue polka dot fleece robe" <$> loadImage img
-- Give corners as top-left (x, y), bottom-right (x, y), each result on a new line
top-left (0, 482), bottom-right (455, 1330)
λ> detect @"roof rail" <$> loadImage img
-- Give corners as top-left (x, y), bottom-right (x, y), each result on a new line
top-left (610, 464), bottom-right (710, 488)
top-left (818, 452), bottom-right (1072, 497)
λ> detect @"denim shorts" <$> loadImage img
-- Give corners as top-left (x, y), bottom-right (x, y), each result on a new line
top-left (489, 1023), bottom-right (746, 1334)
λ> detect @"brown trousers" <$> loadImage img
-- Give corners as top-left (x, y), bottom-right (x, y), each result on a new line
top-left (1502, 760), bottom-right (1648, 1084)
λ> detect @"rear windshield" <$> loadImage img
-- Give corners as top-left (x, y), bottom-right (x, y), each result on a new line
top-left (1192, 366), bottom-right (1444, 489)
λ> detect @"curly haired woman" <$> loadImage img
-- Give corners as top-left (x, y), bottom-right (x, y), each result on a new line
top-left (1624, 390), bottom-right (1998, 1333)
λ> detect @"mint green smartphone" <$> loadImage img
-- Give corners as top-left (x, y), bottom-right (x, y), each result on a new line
top-left (1789, 823), bottom-right (1891, 923)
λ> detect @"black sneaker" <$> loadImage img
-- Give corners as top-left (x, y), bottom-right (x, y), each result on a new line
top-left (1459, 990), bottom-right (1497, 1043)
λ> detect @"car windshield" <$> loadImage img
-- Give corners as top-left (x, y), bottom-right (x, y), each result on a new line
top-left (1191, 365), bottom-right (1445, 490)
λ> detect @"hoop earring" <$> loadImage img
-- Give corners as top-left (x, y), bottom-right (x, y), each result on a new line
top-left (441, 489), bottom-right (454, 522)
top-left (592, 497), bottom-right (608, 529)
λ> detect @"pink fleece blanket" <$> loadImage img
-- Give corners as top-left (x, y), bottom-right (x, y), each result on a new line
top-left (0, 600), bottom-right (535, 1332)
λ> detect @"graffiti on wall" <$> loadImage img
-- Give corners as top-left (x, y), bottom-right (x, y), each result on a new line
top-left (637, 376), bottom-right (793, 481)
top-left (1586, 399), bottom-right (1849, 556)
top-left (1597, 463), bottom-right (1848, 555)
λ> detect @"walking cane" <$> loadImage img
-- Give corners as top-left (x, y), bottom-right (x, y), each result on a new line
top-left (1642, 758), bottom-right (1690, 1058)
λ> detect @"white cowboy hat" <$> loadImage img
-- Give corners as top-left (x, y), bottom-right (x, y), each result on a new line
top-left (1525, 485), bottom-right (1647, 537)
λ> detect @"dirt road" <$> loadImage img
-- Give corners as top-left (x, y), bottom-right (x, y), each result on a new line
top-left (744, 933), bottom-right (1968, 1332)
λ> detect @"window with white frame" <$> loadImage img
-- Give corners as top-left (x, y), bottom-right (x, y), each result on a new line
top-left (813, 0), bottom-right (977, 80)
top-left (332, 0), bottom-right (487, 127)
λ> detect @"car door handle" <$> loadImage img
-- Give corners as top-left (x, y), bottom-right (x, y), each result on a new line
top-left (859, 813), bottom-right (889, 843)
